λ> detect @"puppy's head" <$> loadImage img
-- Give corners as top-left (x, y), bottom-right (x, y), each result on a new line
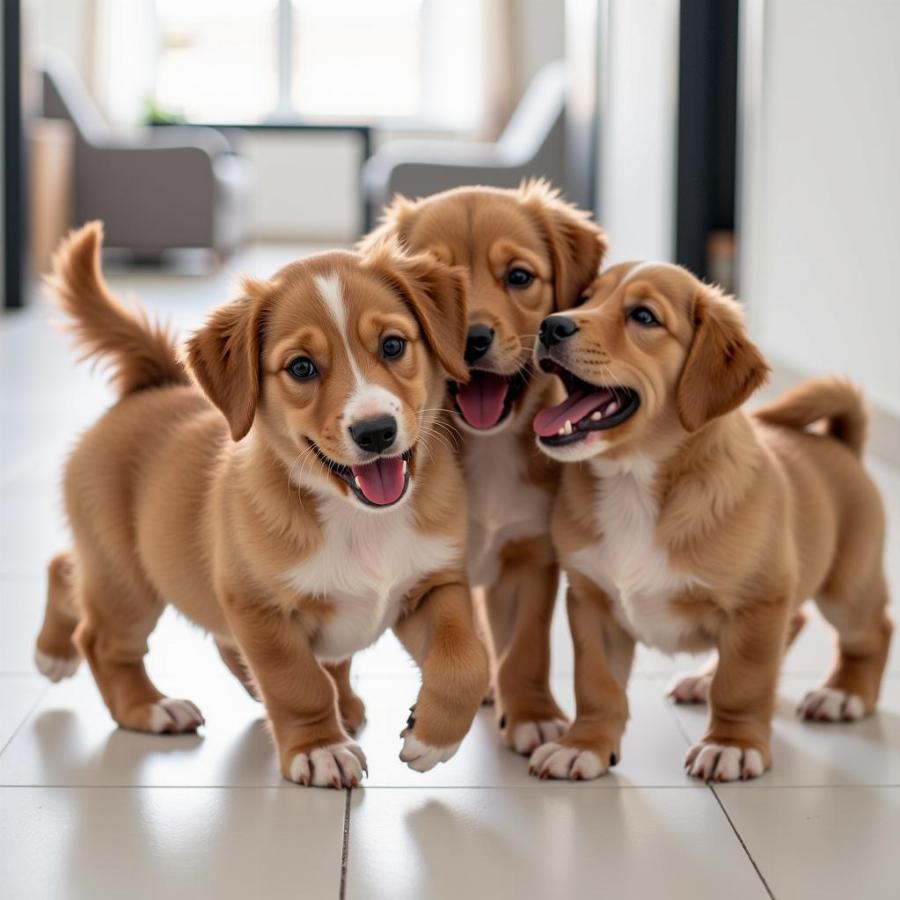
top-left (186, 245), bottom-right (468, 511)
top-left (531, 262), bottom-right (770, 463)
top-left (364, 181), bottom-right (607, 434)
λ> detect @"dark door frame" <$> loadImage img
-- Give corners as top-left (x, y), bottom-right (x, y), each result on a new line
top-left (3, 0), bottom-right (25, 310)
top-left (675, 0), bottom-right (740, 281)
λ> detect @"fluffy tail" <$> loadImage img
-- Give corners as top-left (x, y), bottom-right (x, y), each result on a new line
top-left (754, 377), bottom-right (868, 456)
top-left (48, 222), bottom-right (189, 397)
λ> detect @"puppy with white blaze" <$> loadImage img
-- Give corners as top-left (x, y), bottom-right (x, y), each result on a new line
top-left (34, 223), bottom-right (489, 788)
top-left (529, 261), bottom-right (892, 783)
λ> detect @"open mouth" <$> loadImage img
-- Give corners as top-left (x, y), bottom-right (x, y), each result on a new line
top-left (308, 442), bottom-right (413, 507)
top-left (533, 359), bottom-right (640, 446)
top-left (448, 369), bottom-right (528, 430)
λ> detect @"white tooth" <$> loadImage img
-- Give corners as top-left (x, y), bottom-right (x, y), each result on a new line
top-left (354, 475), bottom-right (362, 489)
top-left (604, 401), bottom-right (619, 416)
top-left (402, 459), bottom-right (408, 475)
top-left (590, 411), bottom-right (603, 421)
top-left (557, 425), bottom-right (567, 436)
top-left (563, 420), bottom-right (573, 435)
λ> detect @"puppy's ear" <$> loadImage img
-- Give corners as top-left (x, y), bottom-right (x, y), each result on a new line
top-left (364, 240), bottom-right (469, 383)
top-left (676, 288), bottom-right (770, 432)
top-left (357, 194), bottom-right (419, 252)
top-left (185, 278), bottom-right (272, 441)
top-left (520, 179), bottom-right (608, 310)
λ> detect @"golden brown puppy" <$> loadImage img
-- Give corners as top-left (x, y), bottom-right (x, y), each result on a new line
top-left (363, 182), bottom-right (607, 754)
top-left (528, 261), bottom-right (892, 782)
top-left (34, 223), bottom-right (489, 788)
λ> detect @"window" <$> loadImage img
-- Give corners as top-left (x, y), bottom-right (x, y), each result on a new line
top-left (153, 0), bottom-right (484, 130)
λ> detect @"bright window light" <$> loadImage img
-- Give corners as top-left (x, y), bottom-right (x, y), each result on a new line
top-left (152, 0), bottom-right (483, 130)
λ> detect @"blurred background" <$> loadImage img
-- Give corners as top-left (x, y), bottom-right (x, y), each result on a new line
top-left (1, 0), bottom-right (898, 461)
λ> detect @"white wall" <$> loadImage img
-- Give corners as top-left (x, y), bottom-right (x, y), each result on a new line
top-left (739, 0), bottom-right (900, 415)
top-left (596, 0), bottom-right (680, 263)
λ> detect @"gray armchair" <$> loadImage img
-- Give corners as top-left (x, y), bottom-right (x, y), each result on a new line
top-left (364, 61), bottom-right (566, 218)
top-left (41, 59), bottom-right (251, 256)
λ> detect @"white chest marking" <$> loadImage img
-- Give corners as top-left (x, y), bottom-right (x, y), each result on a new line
top-left (568, 456), bottom-right (699, 652)
top-left (463, 425), bottom-right (550, 588)
top-left (281, 496), bottom-right (460, 661)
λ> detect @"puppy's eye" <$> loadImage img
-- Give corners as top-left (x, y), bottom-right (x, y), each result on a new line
top-left (381, 336), bottom-right (406, 359)
top-left (628, 306), bottom-right (661, 327)
top-left (574, 292), bottom-right (591, 308)
top-left (287, 357), bottom-right (318, 380)
top-left (505, 268), bottom-right (534, 289)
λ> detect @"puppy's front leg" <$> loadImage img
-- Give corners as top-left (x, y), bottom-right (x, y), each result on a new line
top-left (685, 595), bottom-right (791, 782)
top-left (222, 591), bottom-right (365, 789)
top-left (529, 574), bottom-right (633, 781)
top-left (393, 578), bottom-right (489, 772)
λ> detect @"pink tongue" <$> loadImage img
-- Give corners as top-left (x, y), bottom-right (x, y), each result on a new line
top-left (533, 389), bottom-right (613, 438)
top-left (350, 457), bottom-right (406, 506)
top-left (455, 372), bottom-right (509, 429)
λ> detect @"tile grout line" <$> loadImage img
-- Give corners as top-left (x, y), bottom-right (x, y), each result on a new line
top-left (0, 681), bottom-right (50, 759)
top-left (339, 788), bottom-right (351, 899)
top-left (710, 786), bottom-right (776, 900)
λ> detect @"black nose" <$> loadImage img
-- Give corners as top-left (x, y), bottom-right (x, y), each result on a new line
top-left (539, 315), bottom-right (579, 348)
top-left (349, 415), bottom-right (397, 454)
top-left (465, 324), bottom-right (494, 363)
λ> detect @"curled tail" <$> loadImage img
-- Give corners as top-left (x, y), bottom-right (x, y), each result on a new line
top-left (754, 377), bottom-right (868, 456)
top-left (49, 222), bottom-right (189, 397)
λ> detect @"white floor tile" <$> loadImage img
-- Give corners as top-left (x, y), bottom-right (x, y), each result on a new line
top-left (716, 786), bottom-right (900, 900)
top-left (0, 675), bottom-right (46, 752)
top-left (0, 576), bottom-right (45, 673)
top-left (345, 787), bottom-right (768, 900)
top-left (669, 674), bottom-right (900, 786)
top-left (0, 786), bottom-right (345, 900)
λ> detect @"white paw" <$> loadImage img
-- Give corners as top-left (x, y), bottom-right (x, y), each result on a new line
top-left (34, 648), bottom-right (80, 683)
top-left (147, 698), bottom-right (205, 734)
top-left (798, 687), bottom-right (866, 722)
top-left (288, 741), bottom-right (367, 789)
top-left (686, 742), bottom-right (765, 782)
top-left (666, 671), bottom-right (711, 704)
top-left (399, 732), bottom-right (461, 773)
top-left (528, 741), bottom-right (608, 781)
top-left (511, 719), bottom-right (568, 755)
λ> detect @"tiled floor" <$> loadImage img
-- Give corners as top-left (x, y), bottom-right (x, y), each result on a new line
top-left (1, 245), bottom-right (899, 899)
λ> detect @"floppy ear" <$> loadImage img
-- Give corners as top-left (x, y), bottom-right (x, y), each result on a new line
top-left (357, 194), bottom-right (419, 252)
top-left (520, 179), bottom-right (608, 310)
top-left (676, 289), bottom-right (770, 432)
top-left (364, 240), bottom-right (470, 383)
top-left (185, 278), bottom-right (272, 441)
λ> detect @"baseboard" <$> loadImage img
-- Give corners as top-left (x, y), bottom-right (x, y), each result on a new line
top-left (754, 356), bottom-right (900, 468)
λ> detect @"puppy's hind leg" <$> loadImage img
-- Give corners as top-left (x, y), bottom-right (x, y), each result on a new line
top-left (75, 556), bottom-right (204, 734)
top-left (801, 570), bottom-right (892, 722)
top-left (669, 608), bottom-right (808, 704)
top-left (35, 552), bottom-right (83, 682)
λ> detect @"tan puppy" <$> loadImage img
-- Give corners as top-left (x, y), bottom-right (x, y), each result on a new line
top-left (364, 182), bottom-right (608, 754)
top-left (34, 223), bottom-right (489, 788)
top-left (528, 261), bottom-right (892, 782)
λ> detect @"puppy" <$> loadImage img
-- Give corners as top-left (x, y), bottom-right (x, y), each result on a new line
top-left (528, 261), bottom-right (892, 781)
top-left (34, 223), bottom-right (489, 788)
top-left (364, 182), bottom-right (607, 754)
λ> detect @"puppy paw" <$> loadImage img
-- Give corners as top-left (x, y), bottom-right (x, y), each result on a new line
top-left (399, 731), bottom-right (461, 772)
top-left (287, 741), bottom-right (367, 789)
top-left (34, 648), bottom-right (80, 683)
top-left (508, 719), bottom-right (568, 755)
top-left (528, 741), bottom-right (615, 781)
top-left (339, 693), bottom-right (367, 736)
top-left (666, 671), bottom-right (712, 704)
top-left (797, 687), bottom-right (866, 722)
top-left (146, 698), bottom-right (205, 734)
top-left (685, 741), bottom-right (765, 782)
top-left (482, 683), bottom-right (497, 705)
